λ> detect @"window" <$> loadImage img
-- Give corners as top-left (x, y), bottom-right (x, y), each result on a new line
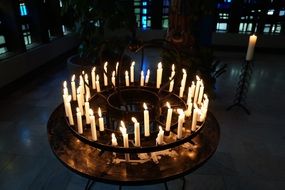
top-left (133, 0), bottom-right (151, 29)
top-left (22, 24), bottom-right (32, 45)
top-left (19, 3), bottom-right (28, 16)
top-left (267, 9), bottom-right (274, 15)
top-left (279, 10), bottom-right (285, 16)
top-left (0, 35), bottom-right (7, 54)
top-left (162, 0), bottom-right (170, 29)
top-left (216, 23), bottom-right (227, 32)
top-left (239, 22), bottom-right (255, 34)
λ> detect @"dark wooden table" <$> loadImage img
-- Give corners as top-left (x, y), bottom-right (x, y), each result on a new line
top-left (47, 104), bottom-right (220, 189)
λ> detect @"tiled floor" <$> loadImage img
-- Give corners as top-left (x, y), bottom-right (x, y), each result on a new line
top-left (0, 50), bottom-right (284, 190)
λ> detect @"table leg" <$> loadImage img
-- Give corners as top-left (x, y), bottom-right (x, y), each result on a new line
top-left (181, 177), bottom-right (186, 190)
top-left (85, 179), bottom-right (95, 190)
top-left (164, 182), bottom-right (169, 190)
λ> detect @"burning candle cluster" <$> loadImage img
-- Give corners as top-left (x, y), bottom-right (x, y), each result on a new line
top-left (61, 61), bottom-right (209, 158)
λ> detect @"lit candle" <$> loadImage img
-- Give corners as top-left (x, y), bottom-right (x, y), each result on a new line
top-left (156, 126), bottom-right (164, 145)
top-left (63, 81), bottom-right (68, 95)
top-left (76, 108), bottom-right (83, 134)
top-left (246, 34), bottom-right (257, 61)
top-left (169, 77), bottom-right (174, 92)
top-left (79, 75), bottom-right (85, 95)
top-left (179, 79), bottom-right (185, 98)
top-left (89, 109), bottom-right (97, 141)
top-left (84, 101), bottom-right (90, 124)
top-left (103, 62), bottom-right (108, 86)
top-left (185, 98), bottom-right (193, 117)
top-left (140, 70), bottom-right (144, 86)
top-left (181, 69), bottom-right (187, 88)
top-left (76, 88), bottom-right (84, 114)
top-left (143, 103), bottom-right (150, 137)
top-left (111, 133), bottom-right (118, 146)
top-left (170, 64), bottom-right (175, 78)
top-left (191, 106), bottom-right (198, 132)
top-left (130, 61), bottom-right (135, 83)
top-left (145, 69), bottom-right (150, 84)
top-left (66, 95), bottom-right (74, 125)
top-left (95, 74), bottom-right (101, 92)
top-left (98, 107), bottom-right (104, 131)
top-left (197, 83), bottom-right (204, 105)
top-left (193, 76), bottom-right (201, 104)
top-left (84, 74), bottom-right (90, 100)
top-left (71, 75), bottom-right (76, 101)
top-left (190, 81), bottom-right (195, 98)
top-left (132, 117), bottom-right (140, 147)
top-left (177, 109), bottom-right (184, 139)
top-left (156, 62), bottom-right (163, 88)
top-left (125, 71), bottom-right (130, 86)
top-left (115, 62), bottom-right (119, 76)
top-left (111, 71), bottom-right (116, 87)
top-left (165, 102), bottom-right (172, 132)
top-left (91, 67), bottom-right (96, 89)
top-left (120, 121), bottom-right (130, 161)
top-left (62, 86), bottom-right (68, 117)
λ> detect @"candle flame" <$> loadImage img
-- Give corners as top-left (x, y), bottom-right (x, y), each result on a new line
top-left (82, 71), bottom-right (85, 75)
top-left (71, 74), bottom-right (75, 81)
top-left (166, 102), bottom-right (170, 109)
top-left (147, 69), bottom-right (150, 75)
top-left (120, 121), bottom-right (126, 134)
top-left (158, 62), bottom-right (162, 69)
top-left (131, 117), bottom-right (137, 123)
top-left (84, 73), bottom-right (88, 81)
top-left (63, 81), bottom-right (67, 88)
top-left (96, 74), bottom-right (99, 81)
top-left (92, 67), bottom-right (96, 73)
top-left (182, 69), bottom-right (186, 74)
top-left (131, 61), bottom-right (135, 67)
top-left (116, 62), bottom-right (119, 68)
top-left (192, 81), bottom-right (195, 85)
top-left (120, 120), bottom-right (126, 128)
top-left (89, 109), bottom-right (94, 116)
top-left (172, 64), bottom-right (175, 71)
top-left (196, 75), bottom-right (200, 81)
top-left (177, 108), bottom-right (184, 115)
top-left (112, 133), bottom-right (116, 140)
top-left (204, 94), bottom-right (208, 99)
top-left (125, 70), bottom-right (129, 76)
top-left (159, 125), bottom-right (163, 132)
top-left (76, 107), bottom-right (80, 113)
top-left (104, 62), bottom-right (108, 71)
top-left (98, 107), bottom-right (102, 117)
top-left (141, 70), bottom-right (144, 76)
top-left (112, 71), bottom-right (115, 77)
top-left (143, 103), bottom-right (148, 110)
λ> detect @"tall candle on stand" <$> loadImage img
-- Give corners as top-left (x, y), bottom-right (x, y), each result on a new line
top-left (71, 75), bottom-right (76, 101)
top-left (130, 61), bottom-right (135, 83)
top-left (143, 103), bottom-right (150, 137)
top-left (185, 98), bottom-right (193, 117)
top-left (145, 69), bottom-right (150, 84)
top-left (191, 106), bottom-right (198, 132)
top-left (111, 133), bottom-right (118, 146)
top-left (66, 95), bottom-right (74, 125)
top-left (95, 74), bottom-right (101, 92)
top-left (156, 62), bottom-right (163, 88)
top-left (140, 71), bottom-right (144, 86)
top-left (89, 109), bottom-right (97, 141)
top-left (165, 102), bottom-right (172, 132)
top-left (77, 88), bottom-right (84, 114)
top-left (62, 82), bottom-right (68, 117)
top-left (120, 121), bottom-right (130, 161)
top-left (171, 64), bottom-right (175, 78)
top-left (103, 62), bottom-right (108, 86)
top-left (84, 74), bottom-right (90, 100)
top-left (179, 79), bottom-right (185, 98)
top-left (181, 69), bottom-right (187, 88)
top-left (193, 76), bottom-right (201, 104)
top-left (177, 109), bottom-right (184, 139)
top-left (125, 71), bottom-right (130, 86)
top-left (63, 81), bottom-right (68, 95)
top-left (132, 117), bottom-right (140, 147)
top-left (156, 126), bottom-right (164, 145)
top-left (115, 62), bottom-right (119, 76)
top-left (197, 83), bottom-right (204, 105)
top-left (76, 108), bottom-right (83, 134)
top-left (169, 77), bottom-right (174, 92)
top-left (79, 75), bottom-right (85, 95)
top-left (98, 107), bottom-right (104, 131)
top-left (91, 67), bottom-right (96, 89)
top-left (246, 34), bottom-right (257, 61)
top-left (84, 100), bottom-right (90, 124)
top-left (111, 71), bottom-right (116, 86)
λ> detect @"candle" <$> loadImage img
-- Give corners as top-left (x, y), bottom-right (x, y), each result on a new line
top-left (185, 98), bottom-right (193, 117)
top-left (84, 101), bottom-right (90, 124)
top-left (91, 67), bottom-right (96, 89)
top-left (98, 107), bottom-right (104, 131)
top-left (191, 106), bottom-right (198, 132)
top-left (71, 75), bottom-right (76, 101)
top-left (79, 75), bottom-right (85, 95)
top-left (76, 88), bottom-right (84, 114)
top-left (63, 81), bottom-right (68, 95)
top-left (156, 62), bottom-right (163, 88)
top-left (156, 126), bottom-right (164, 145)
top-left (111, 133), bottom-right (118, 146)
top-left (246, 34), bottom-right (257, 61)
top-left (165, 102), bottom-right (173, 132)
top-left (145, 69), bottom-right (150, 84)
top-left (181, 69), bottom-right (187, 88)
top-left (179, 79), bottom-right (185, 98)
top-left (190, 81), bottom-right (195, 98)
top-left (103, 62), bottom-right (108, 86)
top-left (62, 90), bottom-right (68, 116)
top-left (89, 109), bottom-right (97, 141)
top-left (120, 121), bottom-right (130, 161)
top-left (171, 64), bottom-right (175, 78)
top-left (169, 77), bottom-right (174, 92)
top-left (76, 108), bottom-right (83, 134)
top-left (66, 95), bottom-right (74, 125)
top-left (111, 71), bottom-right (116, 87)
top-left (177, 109), bottom-right (184, 139)
top-left (143, 103), bottom-right (150, 137)
top-left (115, 62), bottom-right (119, 76)
top-left (130, 61), bottom-right (135, 83)
top-left (132, 117), bottom-right (140, 147)
top-left (197, 83), bottom-right (204, 105)
top-left (193, 76), bottom-right (201, 104)
top-left (95, 74), bottom-right (101, 92)
top-left (125, 71), bottom-right (130, 86)
top-left (84, 74), bottom-right (90, 100)
top-left (140, 71), bottom-right (144, 86)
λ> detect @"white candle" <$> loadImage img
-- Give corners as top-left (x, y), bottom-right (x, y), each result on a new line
top-left (79, 75), bottom-right (85, 94)
top-left (185, 100), bottom-right (192, 117)
top-left (179, 80), bottom-right (185, 98)
top-left (181, 69), bottom-right (187, 88)
top-left (132, 117), bottom-right (140, 147)
top-left (91, 67), bottom-right (96, 89)
top-left (89, 109), bottom-right (97, 141)
top-left (111, 133), bottom-right (118, 146)
top-left (95, 74), bottom-right (101, 92)
top-left (71, 75), bottom-right (76, 101)
top-left (191, 106), bottom-right (198, 131)
top-left (84, 101), bottom-right (90, 124)
top-left (193, 76), bottom-right (201, 104)
top-left (177, 109), bottom-right (184, 139)
top-left (115, 62), bottom-right (119, 76)
top-left (130, 61), bottom-right (135, 83)
top-left (145, 69), bottom-right (150, 84)
top-left (170, 64), bottom-right (175, 78)
top-left (120, 121), bottom-right (130, 161)
top-left (165, 102), bottom-right (172, 131)
top-left (140, 70), bottom-right (144, 86)
top-left (143, 103), bottom-right (150, 137)
top-left (156, 126), bottom-right (164, 145)
top-left (103, 62), bottom-right (108, 86)
top-left (111, 71), bottom-right (116, 86)
top-left (76, 88), bottom-right (84, 115)
top-left (156, 62), bottom-right (163, 88)
top-left (246, 34), bottom-right (257, 61)
top-left (169, 77), bottom-right (174, 92)
top-left (84, 74), bottom-right (90, 100)
top-left (63, 81), bottom-right (68, 95)
top-left (66, 95), bottom-right (74, 125)
top-left (190, 81), bottom-right (195, 98)
top-left (197, 83), bottom-right (204, 105)
top-left (98, 107), bottom-right (104, 131)
top-left (62, 94), bottom-right (68, 116)
top-left (125, 71), bottom-right (130, 86)
top-left (76, 108), bottom-right (83, 134)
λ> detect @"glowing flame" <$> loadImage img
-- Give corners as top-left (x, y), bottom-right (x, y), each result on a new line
top-left (82, 71), bottom-right (85, 75)
top-left (63, 81), bottom-right (67, 88)
top-left (131, 61), bottom-right (135, 67)
top-left (204, 94), bottom-right (208, 99)
top-left (112, 71), bottom-right (115, 77)
top-left (147, 69), bottom-right (150, 75)
top-left (92, 67), bottom-right (96, 73)
top-left (143, 103), bottom-right (148, 110)
top-left (196, 75), bottom-right (200, 81)
top-left (158, 62), bottom-right (162, 69)
top-left (166, 102), bottom-right (171, 109)
top-left (177, 108), bottom-right (184, 115)
top-left (141, 70), bottom-right (144, 76)
top-left (104, 62), bottom-right (108, 71)
top-left (172, 64), bottom-right (175, 71)
top-left (112, 133), bottom-right (116, 140)
top-left (131, 117), bottom-right (137, 123)
top-left (182, 69), bottom-right (186, 74)
top-left (98, 107), bottom-right (102, 117)
top-left (159, 125), bottom-right (163, 132)
top-left (89, 109), bottom-right (94, 116)
top-left (71, 74), bottom-right (75, 81)
top-left (96, 74), bottom-right (99, 81)
top-left (125, 70), bottom-right (129, 76)
top-left (84, 73), bottom-right (88, 81)
top-left (120, 121), bottom-right (126, 134)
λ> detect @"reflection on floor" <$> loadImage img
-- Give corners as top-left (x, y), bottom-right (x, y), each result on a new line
top-left (0, 50), bottom-right (284, 190)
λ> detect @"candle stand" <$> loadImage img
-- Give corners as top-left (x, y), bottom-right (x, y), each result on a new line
top-left (227, 60), bottom-right (253, 115)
